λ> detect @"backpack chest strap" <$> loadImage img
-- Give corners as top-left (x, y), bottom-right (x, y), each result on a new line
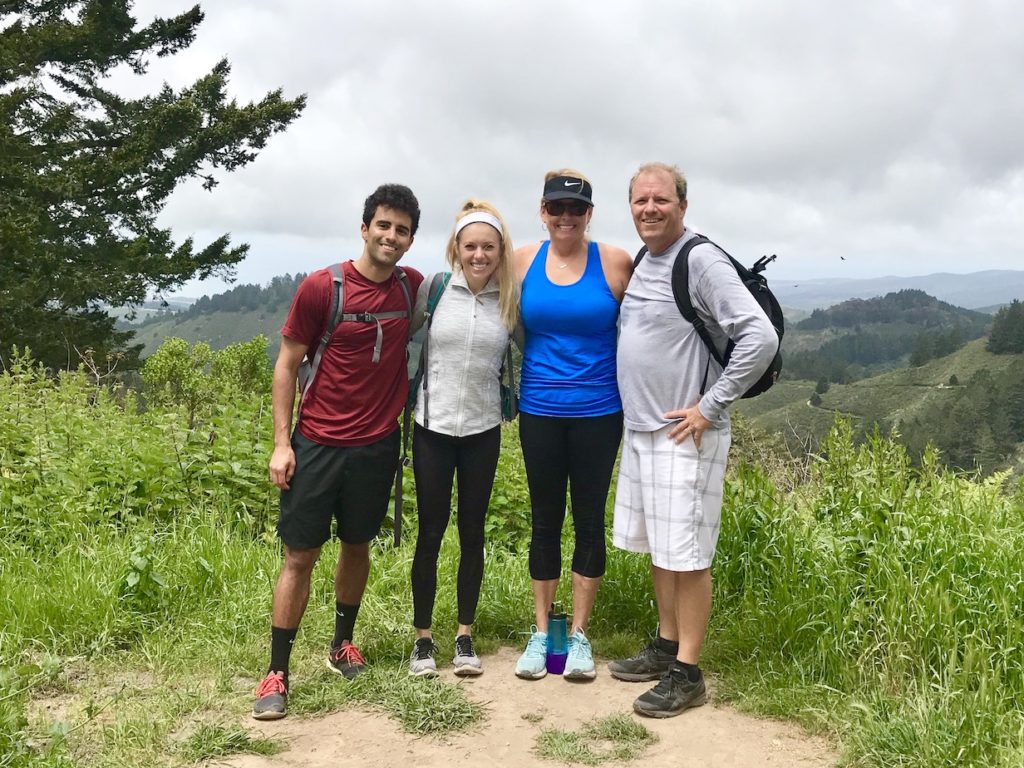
top-left (340, 310), bottom-right (409, 363)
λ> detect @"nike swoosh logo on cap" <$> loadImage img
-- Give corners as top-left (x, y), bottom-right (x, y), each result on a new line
top-left (564, 180), bottom-right (582, 187)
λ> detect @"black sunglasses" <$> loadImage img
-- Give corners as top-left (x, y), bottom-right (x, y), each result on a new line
top-left (543, 200), bottom-right (590, 217)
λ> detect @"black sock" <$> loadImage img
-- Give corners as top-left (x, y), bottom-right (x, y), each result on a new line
top-left (332, 601), bottom-right (360, 648)
top-left (269, 626), bottom-right (298, 683)
top-left (672, 660), bottom-right (702, 683)
top-left (654, 635), bottom-right (679, 655)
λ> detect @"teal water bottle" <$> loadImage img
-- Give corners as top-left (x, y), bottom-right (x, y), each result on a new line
top-left (546, 602), bottom-right (568, 675)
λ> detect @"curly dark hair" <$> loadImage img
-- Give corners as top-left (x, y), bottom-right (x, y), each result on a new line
top-left (362, 183), bottom-right (421, 235)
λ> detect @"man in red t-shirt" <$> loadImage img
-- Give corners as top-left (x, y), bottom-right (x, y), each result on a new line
top-left (253, 184), bottom-right (425, 720)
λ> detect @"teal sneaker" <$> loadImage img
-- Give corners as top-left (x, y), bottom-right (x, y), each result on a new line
top-left (515, 629), bottom-right (548, 679)
top-left (564, 630), bottom-right (596, 680)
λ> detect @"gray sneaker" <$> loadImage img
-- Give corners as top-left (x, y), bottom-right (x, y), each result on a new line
top-left (633, 668), bottom-right (707, 718)
top-left (252, 671), bottom-right (287, 720)
top-left (409, 637), bottom-right (438, 678)
top-left (608, 640), bottom-right (676, 682)
top-left (452, 634), bottom-right (483, 677)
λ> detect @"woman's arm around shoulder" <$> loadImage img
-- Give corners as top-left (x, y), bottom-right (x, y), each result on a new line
top-left (597, 243), bottom-right (634, 302)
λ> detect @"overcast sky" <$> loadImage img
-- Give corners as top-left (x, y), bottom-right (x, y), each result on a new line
top-left (118, 0), bottom-right (1024, 298)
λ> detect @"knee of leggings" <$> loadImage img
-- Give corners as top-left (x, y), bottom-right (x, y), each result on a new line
top-left (414, 529), bottom-right (446, 557)
top-left (459, 533), bottom-right (485, 554)
top-left (529, 545), bottom-right (561, 581)
top-left (571, 539), bottom-right (606, 579)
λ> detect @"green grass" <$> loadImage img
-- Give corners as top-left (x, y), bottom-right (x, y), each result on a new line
top-left (177, 724), bottom-right (282, 763)
top-left (535, 714), bottom-right (658, 765)
top-left (5, 345), bottom-right (1024, 767)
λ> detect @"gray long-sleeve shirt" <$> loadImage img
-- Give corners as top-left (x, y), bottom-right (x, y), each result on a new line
top-left (411, 270), bottom-right (510, 437)
top-left (617, 229), bottom-right (778, 431)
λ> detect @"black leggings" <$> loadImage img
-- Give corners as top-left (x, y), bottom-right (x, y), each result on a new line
top-left (519, 411), bottom-right (623, 581)
top-left (411, 424), bottom-right (501, 629)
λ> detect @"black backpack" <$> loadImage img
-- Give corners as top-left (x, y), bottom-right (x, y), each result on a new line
top-left (633, 235), bottom-right (784, 398)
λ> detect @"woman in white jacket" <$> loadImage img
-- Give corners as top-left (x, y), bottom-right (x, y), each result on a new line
top-left (407, 199), bottom-right (519, 677)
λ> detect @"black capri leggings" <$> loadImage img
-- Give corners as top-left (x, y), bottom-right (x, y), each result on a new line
top-left (411, 424), bottom-right (501, 629)
top-left (518, 411), bottom-right (623, 581)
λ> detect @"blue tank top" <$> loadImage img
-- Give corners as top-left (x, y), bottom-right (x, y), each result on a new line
top-left (519, 241), bottom-right (622, 417)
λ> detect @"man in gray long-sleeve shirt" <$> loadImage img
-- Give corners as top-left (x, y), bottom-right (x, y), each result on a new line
top-left (608, 163), bottom-right (778, 717)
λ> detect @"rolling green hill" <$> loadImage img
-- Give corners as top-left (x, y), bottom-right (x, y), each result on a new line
top-left (782, 289), bottom-right (991, 382)
top-left (734, 338), bottom-right (1024, 475)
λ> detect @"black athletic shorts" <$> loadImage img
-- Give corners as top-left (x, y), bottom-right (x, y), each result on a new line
top-left (277, 429), bottom-right (400, 549)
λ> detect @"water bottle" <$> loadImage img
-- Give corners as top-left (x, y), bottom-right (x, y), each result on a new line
top-left (546, 602), bottom-right (568, 675)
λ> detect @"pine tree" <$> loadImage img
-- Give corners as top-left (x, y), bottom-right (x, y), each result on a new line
top-left (1, 2), bottom-right (305, 369)
top-left (987, 300), bottom-right (1024, 354)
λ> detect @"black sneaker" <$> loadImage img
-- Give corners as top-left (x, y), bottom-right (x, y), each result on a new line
top-left (607, 640), bottom-right (676, 682)
top-left (252, 671), bottom-right (288, 720)
top-left (633, 668), bottom-right (707, 718)
top-left (326, 640), bottom-right (367, 679)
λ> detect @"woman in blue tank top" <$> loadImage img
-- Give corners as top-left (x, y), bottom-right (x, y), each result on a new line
top-left (512, 169), bottom-right (633, 681)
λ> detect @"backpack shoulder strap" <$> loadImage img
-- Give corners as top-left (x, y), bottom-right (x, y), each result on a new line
top-left (425, 271), bottom-right (452, 325)
top-left (633, 245), bottom-right (648, 268)
top-left (326, 262), bottom-right (346, 332)
top-left (394, 266), bottom-right (413, 326)
top-left (301, 263), bottom-right (345, 401)
top-left (670, 235), bottom-right (728, 368)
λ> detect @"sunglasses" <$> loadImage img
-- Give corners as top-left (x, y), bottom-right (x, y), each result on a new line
top-left (543, 200), bottom-right (590, 217)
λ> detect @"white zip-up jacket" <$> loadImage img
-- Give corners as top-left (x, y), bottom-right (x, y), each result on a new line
top-left (411, 270), bottom-right (510, 437)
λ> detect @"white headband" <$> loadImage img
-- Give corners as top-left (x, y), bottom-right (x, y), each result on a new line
top-left (454, 211), bottom-right (503, 238)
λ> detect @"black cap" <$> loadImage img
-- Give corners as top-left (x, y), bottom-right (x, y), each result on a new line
top-left (542, 175), bottom-right (594, 206)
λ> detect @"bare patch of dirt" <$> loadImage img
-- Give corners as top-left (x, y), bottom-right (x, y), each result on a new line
top-left (231, 647), bottom-right (837, 767)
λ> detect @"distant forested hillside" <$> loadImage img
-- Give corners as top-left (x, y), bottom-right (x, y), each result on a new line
top-left (784, 289), bottom-right (991, 383)
top-left (139, 274), bottom-right (305, 325)
top-left (736, 338), bottom-right (1024, 478)
top-left (126, 275), bottom-right (307, 358)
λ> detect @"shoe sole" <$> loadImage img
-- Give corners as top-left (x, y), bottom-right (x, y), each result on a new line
top-left (251, 709), bottom-right (287, 721)
top-left (563, 668), bottom-right (597, 680)
top-left (515, 668), bottom-right (548, 680)
top-left (453, 665), bottom-right (483, 677)
top-left (409, 667), bottom-right (439, 678)
top-left (633, 692), bottom-right (707, 718)
top-left (608, 667), bottom-right (671, 682)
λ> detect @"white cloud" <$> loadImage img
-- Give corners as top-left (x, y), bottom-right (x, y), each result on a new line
top-left (112, 0), bottom-right (1023, 297)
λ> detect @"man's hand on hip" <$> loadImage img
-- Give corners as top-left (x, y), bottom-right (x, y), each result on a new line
top-left (664, 405), bottom-right (713, 448)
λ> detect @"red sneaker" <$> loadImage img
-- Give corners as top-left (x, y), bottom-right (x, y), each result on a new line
top-left (252, 671), bottom-right (287, 720)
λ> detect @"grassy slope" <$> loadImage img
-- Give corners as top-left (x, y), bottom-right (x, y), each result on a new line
top-left (736, 338), bottom-right (1020, 439)
top-left (130, 307), bottom-right (290, 359)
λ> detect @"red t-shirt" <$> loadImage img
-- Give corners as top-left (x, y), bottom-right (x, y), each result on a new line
top-left (282, 261), bottom-right (423, 447)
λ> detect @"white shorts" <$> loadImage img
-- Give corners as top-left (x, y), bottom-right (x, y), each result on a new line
top-left (612, 423), bottom-right (731, 572)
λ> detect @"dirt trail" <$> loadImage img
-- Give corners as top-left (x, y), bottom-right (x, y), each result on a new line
top-left (232, 648), bottom-right (836, 768)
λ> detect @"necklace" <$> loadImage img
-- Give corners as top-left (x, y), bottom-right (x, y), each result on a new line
top-left (552, 244), bottom-right (584, 271)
